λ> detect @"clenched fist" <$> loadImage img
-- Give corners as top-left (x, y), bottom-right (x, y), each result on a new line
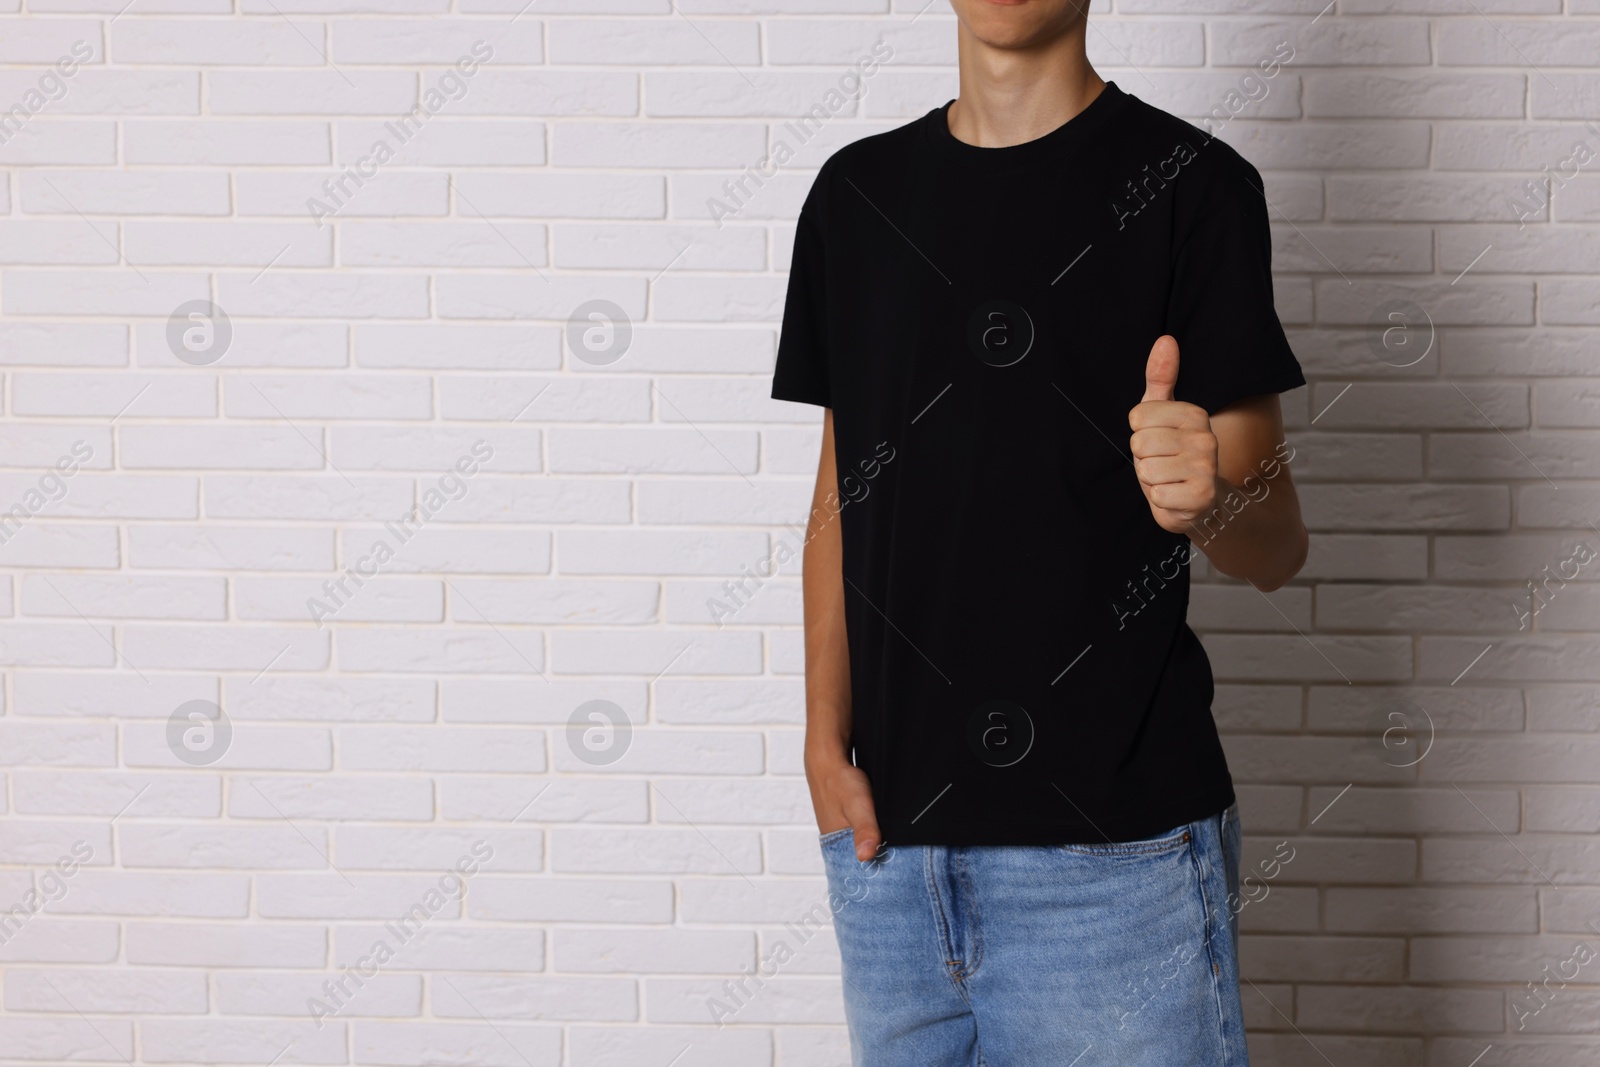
top-left (1128, 335), bottom-right (1221, 535)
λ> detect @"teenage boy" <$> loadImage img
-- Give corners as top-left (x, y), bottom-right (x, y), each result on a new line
top-left (770, 1), bottom-right (1308, 1064)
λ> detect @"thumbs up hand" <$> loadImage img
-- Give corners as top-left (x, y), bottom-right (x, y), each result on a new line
top-left (1128, 335), bottom-right (1221, 535)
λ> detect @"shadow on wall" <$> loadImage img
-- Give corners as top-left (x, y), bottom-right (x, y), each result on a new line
top-left (1188, 39), bottom-right (1596, 1059)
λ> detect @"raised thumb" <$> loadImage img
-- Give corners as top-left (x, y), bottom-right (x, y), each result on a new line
top-left (1142, 334), bottom-right (1179, 404)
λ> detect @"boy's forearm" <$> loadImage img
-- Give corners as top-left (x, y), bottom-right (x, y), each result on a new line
top-left (802, 525), bottom-right (852, 765)
top-left (1188, 471), bottom-right (1308, 592)
top-left (803, 411), bottom-right (853, 769)
top-left (1166, 391), bottom-right (1308, 593)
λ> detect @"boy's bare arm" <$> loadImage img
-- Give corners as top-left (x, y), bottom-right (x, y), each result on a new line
top-left (1129, 335), bottom-right (1308, 592)
top-left (802, 409), bottom-right (882, 860)
top-left (1199, 393), bottom-right (1308, 590)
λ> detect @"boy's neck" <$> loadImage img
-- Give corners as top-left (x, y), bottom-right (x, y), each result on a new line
top-left (946, 18), bottom-right (1104, 150)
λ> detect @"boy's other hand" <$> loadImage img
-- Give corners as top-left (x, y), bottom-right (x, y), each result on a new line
top-left (808, 754), bottom-right (883, 861)
top-left (1128, 335), bottom-right (1223, 535)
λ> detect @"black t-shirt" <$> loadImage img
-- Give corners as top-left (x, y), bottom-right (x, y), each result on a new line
top-left (771, 82), bottom-right (1305, 846)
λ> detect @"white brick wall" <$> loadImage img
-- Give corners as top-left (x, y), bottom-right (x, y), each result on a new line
top-left (0, 2), bottom-right (1595, 1064)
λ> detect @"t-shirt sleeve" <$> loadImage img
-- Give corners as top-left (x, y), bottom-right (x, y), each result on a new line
top-left (1166, 150), bottom-right (1305, 416)
top-left (771, 189), bottom-right (832, 408)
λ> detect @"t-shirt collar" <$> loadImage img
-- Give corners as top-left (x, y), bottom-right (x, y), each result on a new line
top-left (924, 80), bottom-right (1128, 171)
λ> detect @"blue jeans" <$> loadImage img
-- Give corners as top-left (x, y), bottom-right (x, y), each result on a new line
top-left (819, 802), bottom-right (1247, 1067)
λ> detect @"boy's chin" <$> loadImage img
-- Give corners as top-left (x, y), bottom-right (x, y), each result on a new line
top-left (952, 0), bottom-right (1087, 50)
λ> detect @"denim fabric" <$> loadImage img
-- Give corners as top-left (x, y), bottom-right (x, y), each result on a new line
top-left (819, 802), bottom-right (1247, 1067)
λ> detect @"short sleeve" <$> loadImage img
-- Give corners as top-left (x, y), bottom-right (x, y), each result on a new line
top-left (1166, 151), bottom-right (1305, 416)
top-left (771, 196), bottom-right (831, 408)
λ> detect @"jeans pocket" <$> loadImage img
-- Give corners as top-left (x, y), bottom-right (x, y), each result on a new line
top-left (1059, 825), bottom-right (1192, 857)
top-left (819, 827), bottom-right (854, 849)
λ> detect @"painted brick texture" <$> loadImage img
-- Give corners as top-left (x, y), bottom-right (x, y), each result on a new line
top-left (0, 2), bottom-right (1596, 1065)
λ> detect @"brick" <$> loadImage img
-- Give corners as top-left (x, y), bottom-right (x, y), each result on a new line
top-left (647, 975), bottom-right (841, 1024)
top-left (0, 1018), bottom-right (135, 1062)
top-left (21, 170), bottom-right (227, 215)
top-left (209, 71), bottom-right (418, 115)
top-left (332, 19), bottom-right (542, 64)
top-left (4, 967), bottom-right (208, 1013)
top-left (0, 322), bottom-right (126, 366)
top-left (439, 777), bottom-right (645, 824)
top-left (551, 19), bottom-right (756, 65)
top-left (128, 525), bottom-right (334, 571)
top-left (1296, 984), bottom-right (1503, 1032)
top-left (0, 71), bottom-right (199, 115)
top-left (124, 120), bottom-right (330, 164)
top-left (20, 574), bottom-right (225, 619)
top-left (336, 120), bottom-right (547, 166)
top-left (341, 222), bottom-right (549, 268)
top-left (469, 878), bottom-right (673, 923)
top-left (0, 20), bottom-right (103, 62)
top-left (1306, 72), bottom-right (1525, 118)
top-left (448, 172), bottom-right (663, 218)
top-left (339, 726), bottom-right (547, 772)
top-left (1220, 19), bottom-right (1431, 66)
top-left (142, 1020), bottom-right (346, 1064)
top-left (1242, 935), bottom-right (1406, 982)
top-left (0, 121), bottom-right (117, 165)
top-left (126, 922), bottom-right (327, 967)
top-left (237, 169), bottom-right (447, 218)
top-left (1424, 837), bottom-right (1600, 883)
top-left (0, 920), bottom-right (120, 964)
top-left (11, 770), bottom-right (220, 818)
top-left (228, 775), bottom-right (434, 822)
top-left (557, 928), bottom-right (752, 974)
top-left (353, 1022), bottom-right (561, 1066)
top-left (53, 872), bottom-right (250, 917)
top-left (217, 971), bottom-right (421, 1017)
top-left (337, 627), bottom-right (546, 674)
top-left (354, 325), bottom-right (560, 370)
top-left (430, 973), bottom-right (636, 1020)
top-left (442, 580), bottom-right (656, 625)
top-left (1325, 886), bottom-right (1537, 933)
top-left (333, 924), bottom-right (544, 971)
top-left (571, 1026), bottom-right (773, 1066)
